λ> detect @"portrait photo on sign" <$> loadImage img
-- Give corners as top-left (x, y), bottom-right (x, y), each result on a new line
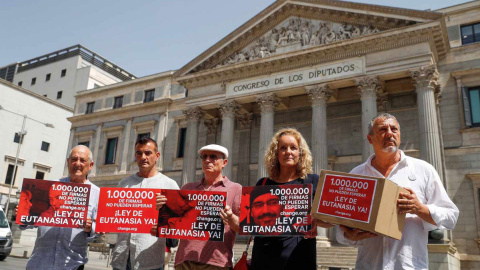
top-left (239, 184), bottom-right (312, 236)
top-left (157, 189), bottom-right (226, 241)
top-left (16, 178), bottom-right (91, 228)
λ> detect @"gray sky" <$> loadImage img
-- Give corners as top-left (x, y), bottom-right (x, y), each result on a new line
top-left (0, 0), bottom-right (470, 77)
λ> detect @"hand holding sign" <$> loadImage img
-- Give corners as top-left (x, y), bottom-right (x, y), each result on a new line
top-left (156, 193), bottom-right (167, 210)
top-left (84, 217), bottom-right (92, 233)
top-left (219, 205), bottom-right (240, 233)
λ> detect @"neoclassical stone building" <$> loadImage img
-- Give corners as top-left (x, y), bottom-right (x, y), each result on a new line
top-left (68, 1), bottom-right (480, 269)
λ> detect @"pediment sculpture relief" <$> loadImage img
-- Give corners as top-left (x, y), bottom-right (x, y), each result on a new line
top-left (216, 17), bottom-right (379, 68)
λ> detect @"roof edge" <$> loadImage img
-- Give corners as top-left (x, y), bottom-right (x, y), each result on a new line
top-left (0, 78), bottom-right (74, 112)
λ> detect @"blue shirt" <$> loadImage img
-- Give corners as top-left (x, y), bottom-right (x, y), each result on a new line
top-left (20, 177), bottom-right (100, 270)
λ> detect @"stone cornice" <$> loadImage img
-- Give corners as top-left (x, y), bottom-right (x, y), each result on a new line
top-left (177, 21), bottom-right (446, 89)
top-left (76, 70), bottom-right (175, 97)
top-left (68, 98), bottom-right (172, 127)
top-left (174, 0), bottom-right (440, 78)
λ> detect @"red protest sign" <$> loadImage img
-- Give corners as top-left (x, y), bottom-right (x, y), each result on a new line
top-left (16, 179), bottom-right (90, 228)
top-left (239, 184), bottom-right (312, 236)
top-left (96, 188), bottom-right (159, 233)
top-left (316, 173), bottom-right (378, 223)
top-left (157, 190), bottom-right (226, 241)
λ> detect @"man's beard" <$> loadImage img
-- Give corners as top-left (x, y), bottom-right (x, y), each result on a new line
top-left (382, 138), bottom-right (398, 153)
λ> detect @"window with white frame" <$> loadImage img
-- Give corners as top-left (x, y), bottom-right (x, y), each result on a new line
top-left (3, 156), bottom-right (24, 186)
top-left (33, 163), bottom-right (51, 180)
top-left (461, 22), bottom-right (480, 45)
top-left (177, 127), bottom-right (187, 158)
top-left (105, 138), bottom-right (118, 164)
top-left (102, 126), bottom-right (124, 166)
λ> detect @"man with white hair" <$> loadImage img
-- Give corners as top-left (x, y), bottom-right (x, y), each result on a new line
top-left (154, 144), bottom-right (242, 270)
top-left (19, 145), bottom-right (100, 270)
top-left (336, 113), bottom-right (459, 270)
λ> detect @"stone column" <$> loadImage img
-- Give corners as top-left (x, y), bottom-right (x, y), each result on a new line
top-left (237, 113), bottom-right (253, 186)
top-left (120, 118), bottom-right (132, 174)
top-left (306, 83), bottom-right (331, 173)
top-left (306, 84), bottom-right (331, 246)
top-left (64, 128), bottom-right (75, 176)
top-left (377, 93), bottom-right (389, 113)
top-left (219, 100), bottom-right (239, 179)
top-left (356, 76), bottom-right (381, 161)
top-left (256, 93), bottom-right (280, 179)
top-left (410, 65), bottom-right (443, 180)
top-left (181, 107), bottom-right (205, 186)
top-left (156, 113), bottom-right (167, 171)
top-left (204, 118), bottom-right (220, 144)
top-left (90, 124), bottom-right (102, 176)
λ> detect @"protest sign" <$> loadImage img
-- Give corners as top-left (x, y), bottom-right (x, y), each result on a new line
top-left (239, 184), bottom-right (312, 236)
top-left (96, 188), bottom-right (159, 233)
top-left (312, 170), bottom-right (406, 239)
top-left (157, 190), bottom-right (226, 241)
top-left (16, 179), bottom-right (90, 228)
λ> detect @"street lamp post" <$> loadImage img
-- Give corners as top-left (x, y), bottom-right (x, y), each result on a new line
top-left (0, 105), bottom-right (54, 217)
top-left (5, 115), bottom-right (27, 217)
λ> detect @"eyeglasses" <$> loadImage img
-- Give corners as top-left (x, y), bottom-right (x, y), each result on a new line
top-left (252, 199), bottom-right (280, 209)
top-left (69, 157), bottom-right (89, 164)
top-left (199, 154), bottom-right (223, 161)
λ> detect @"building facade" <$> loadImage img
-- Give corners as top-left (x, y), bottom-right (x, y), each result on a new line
top-left (0, 79), bottom-right (73, 212)
top-left (0, 45), bottom-right (136, 108)
top-left (68, 1), bottom-right (480, 269)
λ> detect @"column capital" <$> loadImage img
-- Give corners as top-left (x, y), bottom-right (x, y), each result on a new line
top-left (377, 93), bottom-right (389, 112)
top-left (184, 107), bottom-right (205, 122)
top-left (255, 93), bottom-right (280, 113)
top-left (237, 113), bottom-right (253, 129)
top-left (410, 65), bottom-right (439, 91)
top-left (306, 83), bottom-right (331, 106)
top-left (219, 100), bottom-right (239, 119)
top-left (356, 76), bottom-right (381, 98)
top-left (204, 118), bottom-right (220, 134)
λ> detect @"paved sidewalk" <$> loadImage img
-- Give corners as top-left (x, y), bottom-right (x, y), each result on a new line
top-left (10, 242), bottom-right (33, 259)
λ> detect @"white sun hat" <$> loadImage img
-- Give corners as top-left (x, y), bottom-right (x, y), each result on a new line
top-left (198, 144), bottom-right (228, 159)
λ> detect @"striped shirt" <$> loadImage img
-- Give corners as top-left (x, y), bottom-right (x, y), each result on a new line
top-left (174, 176), bottom-right (242, 268)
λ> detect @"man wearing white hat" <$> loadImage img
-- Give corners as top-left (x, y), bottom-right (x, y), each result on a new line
top-left (173, 144), bottom-right (242, 270)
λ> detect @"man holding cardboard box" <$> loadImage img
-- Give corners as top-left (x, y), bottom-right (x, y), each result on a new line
top-left (336, 113), bottom-right (458, 270)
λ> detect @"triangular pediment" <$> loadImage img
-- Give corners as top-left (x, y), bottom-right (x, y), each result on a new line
top-left (215, 16), bottom-right (383, 68)
top-left (175, 0), bottom-right (442, 78)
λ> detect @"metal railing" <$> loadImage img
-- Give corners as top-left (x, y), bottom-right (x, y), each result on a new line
top-left (17, 45), bottom-right (136, 81)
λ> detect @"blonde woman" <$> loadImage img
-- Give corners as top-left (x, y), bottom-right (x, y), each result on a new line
top-left (221, 128), bottom-right (332, 269)
top-left (250, 128), bottom-right (331, 270)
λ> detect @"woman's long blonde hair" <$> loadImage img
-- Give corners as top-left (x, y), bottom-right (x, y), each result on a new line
top-left (264, 128), bottom-right (313, 180)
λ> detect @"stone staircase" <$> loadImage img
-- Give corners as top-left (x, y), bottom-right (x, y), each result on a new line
top-left (317, 246), bottom-right (357, 269)
top-left (231, 238), bottom-right (358, 270)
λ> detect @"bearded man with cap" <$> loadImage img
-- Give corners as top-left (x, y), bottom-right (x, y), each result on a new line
top-left (172, 144), bottom-right (242, 270)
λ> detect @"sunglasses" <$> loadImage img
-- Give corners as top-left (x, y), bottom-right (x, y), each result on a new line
top-left (199, 154), bottom-right (224, 161)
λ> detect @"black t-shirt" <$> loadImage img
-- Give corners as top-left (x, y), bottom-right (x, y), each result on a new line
top-left (250, 174), bottom-right (319, 270)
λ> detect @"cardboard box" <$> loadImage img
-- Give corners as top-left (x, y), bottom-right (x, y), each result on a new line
top-left (311, 170), bottom-right (406, 240)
